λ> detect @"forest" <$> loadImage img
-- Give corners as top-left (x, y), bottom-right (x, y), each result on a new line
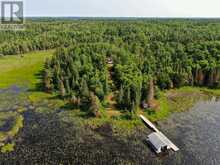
top-left (1, 19), bottom-right (220, 116)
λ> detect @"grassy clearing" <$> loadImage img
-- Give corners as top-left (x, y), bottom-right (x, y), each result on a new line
top-left (142, 93), bottom-right (170, 122)
top-left (0, 50), bottom-right (54, 89)
top-left (168, 86), bottom-right (220, 97)
top-left (0, 50), bottom-right (55, 152)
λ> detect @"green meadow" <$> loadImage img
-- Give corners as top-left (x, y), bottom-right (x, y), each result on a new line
top-left (0, 50), bottom-right (53, 89)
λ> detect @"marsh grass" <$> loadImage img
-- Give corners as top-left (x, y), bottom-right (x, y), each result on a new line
top-left (141, 86), bottom-right (219, 122)
top-left (0, 114), bottom-right (23, 142)
top-left (1, 143), bottom-right (15, 153)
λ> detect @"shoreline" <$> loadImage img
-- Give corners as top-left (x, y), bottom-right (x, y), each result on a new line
top-left (0, 50), bottom-right (220, 137)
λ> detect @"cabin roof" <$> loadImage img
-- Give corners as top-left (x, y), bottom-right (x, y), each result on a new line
top-left (106, 57), bottom-right (113, 64)
top-left (147, 132), bottom-right (167, 150)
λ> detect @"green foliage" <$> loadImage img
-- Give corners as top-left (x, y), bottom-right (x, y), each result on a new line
top-left (2, 19), bottom-right (220, 114)
top-left (88, 92), bottom-right (103, 117)
top-left (39, 20), bottom-right (220, 113)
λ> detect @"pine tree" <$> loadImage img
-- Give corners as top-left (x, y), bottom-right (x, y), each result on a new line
top-left (147, 78), bottom-right (154, 107)
top-left (130, 101), bottom-right (137, 119)
top-left (131, 101), bottom-right (136, 113)
top-left (81, 78), bottom-right (89, 97)
top-left (71, 76), bottom-right (76, 89)
top-left (64, 78), bottom-right (71, 94)
top-left (44, 69), bottom-right (53, 93)
top-left (89, 92), bottom-right (101, 117)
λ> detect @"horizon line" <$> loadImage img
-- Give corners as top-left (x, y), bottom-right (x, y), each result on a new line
top-left (25, 16), bottom-right (220, 19)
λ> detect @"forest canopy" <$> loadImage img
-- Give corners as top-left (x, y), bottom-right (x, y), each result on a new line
top-left (1, 19), bottom-right (220, 112)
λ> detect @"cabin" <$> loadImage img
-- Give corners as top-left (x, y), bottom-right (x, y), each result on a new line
top-left (106, 57), bottom-right (113, 65)
top-left (147, 132), bottom-right (170, 154)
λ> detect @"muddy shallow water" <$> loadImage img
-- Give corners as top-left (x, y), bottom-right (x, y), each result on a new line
top-left (0, 87), bottom-right (220, 165)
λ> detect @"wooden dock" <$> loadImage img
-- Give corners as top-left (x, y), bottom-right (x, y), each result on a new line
top-left (140, 115), bottom-right (179, 152)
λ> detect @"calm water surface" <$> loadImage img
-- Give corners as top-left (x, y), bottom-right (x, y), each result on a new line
top-left (0, 87), bottom-right (220, 164)
top-left (157, 99), bottom-right (220, 165)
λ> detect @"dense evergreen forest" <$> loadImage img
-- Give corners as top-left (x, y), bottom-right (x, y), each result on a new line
top-left (1, 19), bottom-right (220, 114)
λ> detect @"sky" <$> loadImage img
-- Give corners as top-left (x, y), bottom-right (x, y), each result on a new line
top-left (25, 0), bottom-right (220, 17)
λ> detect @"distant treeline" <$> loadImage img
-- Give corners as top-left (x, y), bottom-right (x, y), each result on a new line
top-left (1, 19), bottom-right (220, 112)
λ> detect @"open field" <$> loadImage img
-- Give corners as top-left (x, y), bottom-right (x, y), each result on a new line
top-left (0, 50), bottom-right (54, 152)
top-left (0, 50), bottom-right (54, 89)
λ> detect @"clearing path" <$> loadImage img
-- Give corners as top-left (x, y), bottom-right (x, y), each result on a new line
top-left (106, 59), bottom-right (121, 117)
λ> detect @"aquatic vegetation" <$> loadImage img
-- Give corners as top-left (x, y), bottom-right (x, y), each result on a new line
top-left (0, 113), bottom-right (23, 146)
top-left (1, 143), bottom-right (15, 153)
top-left (6, 115), bottom-right (23, 138)
top-left (165, 87), bottom-right (211, 112)
top-left (0, 111), bottom-right (153, 164)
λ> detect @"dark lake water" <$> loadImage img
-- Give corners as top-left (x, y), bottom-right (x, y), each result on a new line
top-left (0, 87), bottom-right (220, 164)
top-left (156, 99), bottom-right (220, 165)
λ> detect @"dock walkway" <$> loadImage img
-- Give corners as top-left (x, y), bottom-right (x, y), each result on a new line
top-left (140, 115), bottom-right (179, 152)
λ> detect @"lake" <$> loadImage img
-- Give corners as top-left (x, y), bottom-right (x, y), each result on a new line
top-left (0, 88), bottom-right (220, 164)
top-left (156, 98), bottom-right (220, 165)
